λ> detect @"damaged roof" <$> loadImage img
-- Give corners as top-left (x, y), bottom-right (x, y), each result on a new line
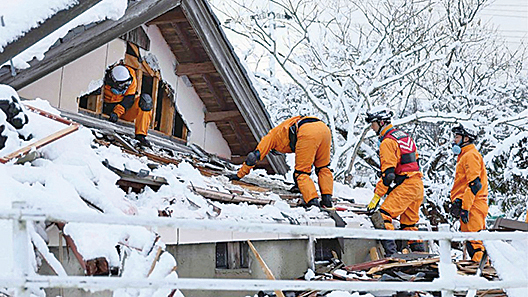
top-left (0, 0), bottom-right (288, 175)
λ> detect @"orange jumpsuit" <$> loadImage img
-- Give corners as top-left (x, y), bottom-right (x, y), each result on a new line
top-left (103, 66), bottom-right (152, 136)
top-left (375, 125), bottom-right (424, 234)
top-left (236, 116), bottom-right (333, 203)
top-left (450, 143), bottom-right (489, 262)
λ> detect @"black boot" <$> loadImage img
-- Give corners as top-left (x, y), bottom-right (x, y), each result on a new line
top-left (381, 240), bottom-right (398, 257)
top-left (135, 134), bottom-right (151, 148)
top-left (304, 198), bottom-right (320, 208)
top-left (321, 194), bottom-right (333, 208)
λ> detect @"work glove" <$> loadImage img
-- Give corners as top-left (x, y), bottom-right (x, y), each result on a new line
top-left (366, 193), bottom-right (381, 212)
top-left (289, 185), bottom-right (300, 193)
top-left (450, 198), bottom-right (462, 219)
top-left (460, 209), bottom-right (469, 224)
top-left (227, 173), bottom-right (240, 181)
top-left (109, 112), bottom-right (119, 123)
top-left (245, 150), bottom-right (261, 166)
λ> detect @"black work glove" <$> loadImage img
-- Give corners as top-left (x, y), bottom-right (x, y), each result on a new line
top-left (460, 209), bottom-right (469, 224)
top-left (289, 185), bottom-right (300, 193)
top-left (245, 150), bottom-right (261, 166)
top-left (227, 173), bottom-right (240, 181)
top-left (450, 198), bottom-right (462, 219)
top-left (109, 112), bottom-right (119, 123)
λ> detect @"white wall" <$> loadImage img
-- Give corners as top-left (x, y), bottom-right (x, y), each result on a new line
top-left (143, 24), bottom-right (231, 158)
top-left (19, 41), bottom-right (126, 112)
top-left (18, 26), bottom-right (233, 158)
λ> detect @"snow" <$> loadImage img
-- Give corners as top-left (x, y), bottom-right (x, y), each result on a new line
top-left (0, 0), bottom-right (77, 50)
top-left (0, 1), bottom-right (526, 294)
top-left (1, 0), bottom-right (128, 69)
top-left (484, 238), bottom-right (528, 297)
top-left (2, 84), bottom-right (523, 295)
top-left (0, 86), bottom-right (372, 295)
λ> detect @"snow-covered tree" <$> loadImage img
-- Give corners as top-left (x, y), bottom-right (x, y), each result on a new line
top-left (211, 0), bottom-right (528, 220)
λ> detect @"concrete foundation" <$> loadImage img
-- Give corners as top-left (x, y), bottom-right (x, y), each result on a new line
top-left (39, 237), bottom-right (375, 297)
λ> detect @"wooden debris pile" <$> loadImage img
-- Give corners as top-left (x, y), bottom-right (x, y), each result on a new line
top-left (271, 253), bottom-right (505, 297)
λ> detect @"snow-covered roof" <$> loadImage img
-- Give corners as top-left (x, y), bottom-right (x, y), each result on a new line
top-left (0, 0), bottom-right (129, 69)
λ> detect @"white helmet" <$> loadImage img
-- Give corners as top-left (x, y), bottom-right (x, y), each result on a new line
top-left (111, 65), bottom-right (131, 82)
top-left (107, 65), bottom-right (132, 94)
top-left (452, 122), bottom-right (478, 141)
top-left (365, 106), bottom-right (393, 123)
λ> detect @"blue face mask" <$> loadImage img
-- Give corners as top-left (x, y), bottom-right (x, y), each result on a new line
top-left (111, 87), bottom-right (126, 95)
top-left (451, 138), bottom-right (464, 155)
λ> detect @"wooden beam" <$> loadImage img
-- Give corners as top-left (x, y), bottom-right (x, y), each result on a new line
top-left (247, 240), bottom-right (286, 297)
top-left (202, 73), bottom-right (227, 110)
top-left (0, 0), bottom-right (182, 90)
top-left (175, 61), bottom-right (216, 75)
top-left (0, 0), bottom-right (103, 66)
top-left (204, 110), bottom-right (240, 122)
top-left (150, 75), bottom-right (160, 129)
top-left (170, 21), bottom-right (193, 52)
top-left (146, 7), bottom-right (187, 25)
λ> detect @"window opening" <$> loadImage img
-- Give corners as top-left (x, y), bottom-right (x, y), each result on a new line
top-left (314, 239), bottom-right (341, 261)
top-left (215, 241), bottom-right (249, 269)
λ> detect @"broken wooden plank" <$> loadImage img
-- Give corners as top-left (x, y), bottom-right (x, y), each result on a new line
top-left (491, 217), bottom-right (528, 232)
top-left (369, 246), bottom-right (381, 261)
top-left (0, 105), bottom-right (81, 163)
top-left (56, 223), bottom-right (87, 272)
top-left (85, 257), bottom-right (110, 276)
top-left (148, 247), bottom-right (163, 276)
top-left (344, 259), bottom-right (391, 272)
top-left (367, 257), bottom-right (440, 275)
top-left (0, 125), bottom-right (79, 163)
top-left (25, 105), bottom-right (79, 125)
top-left (191, 186), bottom-right (274, 205)
top-left (247, 240), bottom-right (286, 297)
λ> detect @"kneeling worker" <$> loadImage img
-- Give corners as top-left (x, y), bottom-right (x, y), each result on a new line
top-left (103, 64), bottom-right (153, 148)
top-left (227, 116), bottom-right (334, 209)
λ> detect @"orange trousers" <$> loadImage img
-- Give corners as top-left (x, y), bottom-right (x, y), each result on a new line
top-left (380, 175), bottom-right (424, 231)
top-left (295, 121), bottom-right (333, 203)
top-left (112, 99), bottom-right (152, 136)
top-left (460, 198), bottom-right (488, 262)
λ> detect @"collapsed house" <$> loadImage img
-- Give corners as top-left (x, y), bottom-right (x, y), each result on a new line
top-left (0, 1), bottom-right (527, 297)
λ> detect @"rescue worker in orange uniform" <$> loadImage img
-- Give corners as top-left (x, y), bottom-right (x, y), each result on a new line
top-left (103, 64), bottom-right (153, 147)
top-left (227, 116), bottom-right (334, 208)
top-left (365, 106), bottom-right (425, 257)
top-left (449, 123), bottom-right (489, 262)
